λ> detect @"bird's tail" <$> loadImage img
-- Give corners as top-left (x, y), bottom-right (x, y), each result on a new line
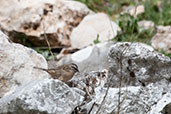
top-left (33, 66), bottom-right (48, 71)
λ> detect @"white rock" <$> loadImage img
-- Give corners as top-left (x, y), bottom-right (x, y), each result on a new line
top-left (0, 0), bottom-right (93, 46)
top-left (0, 31), bottom-right (49, 98)
top-left (70, 13), bottom-right (120, 48)
top-left (0, 79), bottom-right (84, 114)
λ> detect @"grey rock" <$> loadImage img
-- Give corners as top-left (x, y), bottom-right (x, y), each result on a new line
top-left (84, 80), bottom-right (171, 114)
top-left (0, 79), bottom-right (84, 114)
top-left (107, 42), bottom-right (171, 87)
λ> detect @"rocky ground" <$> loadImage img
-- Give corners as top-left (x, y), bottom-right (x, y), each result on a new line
top-left (0, 0), bottom-right (171, 114)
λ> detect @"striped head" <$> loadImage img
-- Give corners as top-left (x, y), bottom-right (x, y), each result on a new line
top-left (69, 63), bottom-right (79, 73)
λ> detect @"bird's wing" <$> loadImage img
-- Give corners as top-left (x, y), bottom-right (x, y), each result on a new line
top-left (46, 69), bottom-right (61, 79)
top-left (46, 69), bottom-right (56, 76)
top-left (62, 65), bottom-right (71, 72)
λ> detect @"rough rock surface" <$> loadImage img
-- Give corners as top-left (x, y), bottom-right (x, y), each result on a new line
top-left (0, 0), bottom-right (92, 46)
top-left (0, 79), bottom-right (84, 114)
top-left (0, 31), bottom-right (49, 98)
top-left (55, 42), bottom-right (114, 72)
top-left (151, 26), bottom-right (171, 53)
top-left (70, 13), bottom-right (120, 48)
top-left (0, 38), bottom-right (171, 114)
top-left (84, 80), bottom-right (171, 114)
top-left (107, 42), bottom-right (171, 87)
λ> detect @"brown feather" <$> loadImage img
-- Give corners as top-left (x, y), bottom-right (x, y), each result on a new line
top-left (34, 63), bottom-right (79, 82)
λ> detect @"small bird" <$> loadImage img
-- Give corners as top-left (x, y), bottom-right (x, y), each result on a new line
top-left (34, 63), bottom-right (79, 82)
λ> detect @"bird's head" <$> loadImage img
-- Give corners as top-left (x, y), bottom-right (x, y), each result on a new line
top-left (70, 63), bottom-right (79, 73)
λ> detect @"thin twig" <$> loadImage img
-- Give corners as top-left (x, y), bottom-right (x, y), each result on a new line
top-left (116, 55), bottom-right (123, 114)
top-left (88, 102), bottom-right (96, 114)
top-left (94, 44), bottom-right (133, 114)
top-left (42, 22), bottom-right (54, 60)
top-left (111, 93), bottom-right (127, 113)
top-left (95, 85), bottom-right (110, 114)
top-left (33, 46), bottom-right (66, 49)
top-left (116, 3), bottom-right (138, 113)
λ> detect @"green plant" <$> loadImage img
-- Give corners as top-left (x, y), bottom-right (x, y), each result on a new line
top-left (15, 33), bottom-right (33, 47)
top-left (75, 0), bottom-right (136, 16)
top-left (113, 13), bottom-right (156, 44)
top-left (137, 0), bottom-right (171, 25)
top-left (34, 48), bottom-right (56, 60)
top-left (93, 34), bottom-right (101, 44)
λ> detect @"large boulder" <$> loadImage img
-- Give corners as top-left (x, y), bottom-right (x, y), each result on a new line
top-left (151, 26), bottom-right (171, 53)
top-left (0, 0), bottom-right (93, 46)
top-left (0, 79), bottom-right (84, 114)
top-left (0, 31), bottom-right (49, 98)
top-left (70, 13), bottom-right (120, 49)
top-left (107, 42), bottom-right (171, 87)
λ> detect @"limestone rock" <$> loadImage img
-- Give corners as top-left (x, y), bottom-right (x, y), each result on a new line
top-left (0, 79), bottom-right (84, 114)
top-left (0, 31), bottom-right (48, 98)
top-left (70, 13), bottom-right (120, 48)
top-left (107, 42), bottom-right (171, 87)
top-left (55, 42), bottom-right (114, 72)
top-left (151, 26), bottom-right (171, 53)
top-left (0, 0), bottom-right (92, 46)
